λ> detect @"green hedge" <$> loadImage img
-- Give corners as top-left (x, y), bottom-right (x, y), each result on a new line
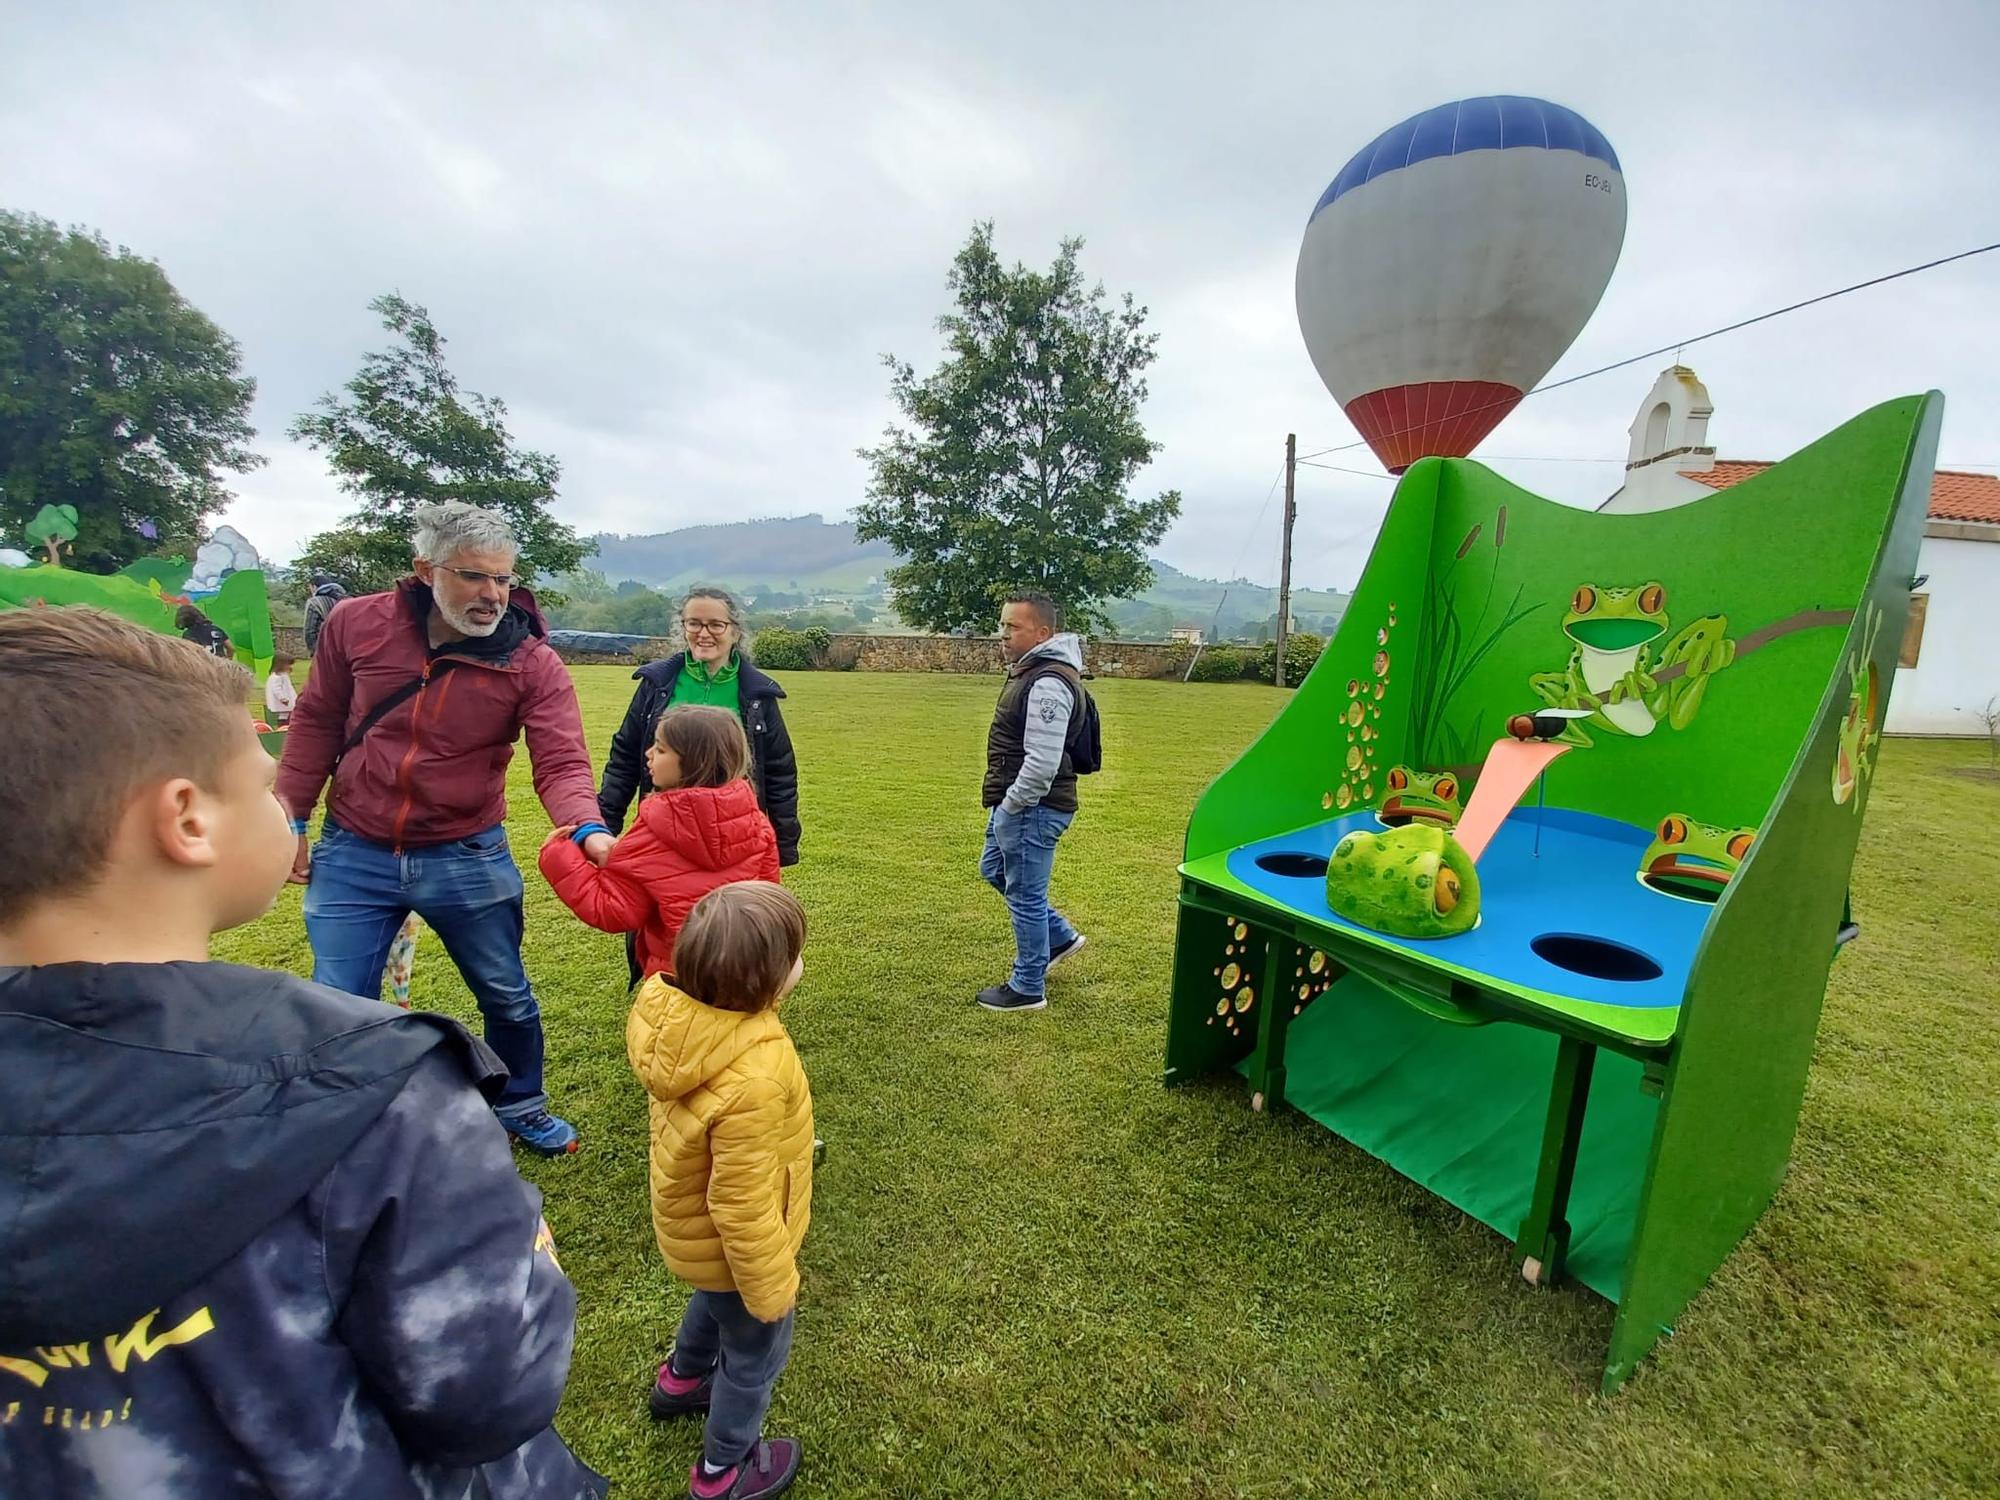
top-left (1186, 645), bottom-right (1247, 682)
top-left (1250, 632), bottom-right (1325, 687)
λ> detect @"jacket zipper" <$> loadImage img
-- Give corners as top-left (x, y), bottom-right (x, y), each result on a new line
top-left (388, 660), bottom-right (438, 856)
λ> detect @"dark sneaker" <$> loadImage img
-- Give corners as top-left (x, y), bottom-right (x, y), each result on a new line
top-left (502, 1108), bottom-right (579, 1156)
top-left (977, 984), bottom-right (1047, 1012)
top-left (649, 1356), bottom-right (712, 1419)
top-left (688, 1437), bottom-right (801, 1499)
top-left (1047, 932), bottom-right (1089, 971)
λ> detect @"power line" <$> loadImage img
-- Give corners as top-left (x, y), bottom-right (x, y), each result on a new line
top-left (1296, 239), bottom-right (2000, 465)
top-left (1296, 459), bottom-right (1395, 479)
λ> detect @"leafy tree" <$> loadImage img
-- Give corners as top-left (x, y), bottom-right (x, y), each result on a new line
top-left (855, 222), bottom-right (1181, 635)
top-left (290, 294), bottom-right (584, 588)
top-left (0, 211), bottom-right (261, 565)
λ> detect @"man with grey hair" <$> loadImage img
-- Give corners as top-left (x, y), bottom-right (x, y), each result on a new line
top-left (278, 502), bottom-right (609, 1155)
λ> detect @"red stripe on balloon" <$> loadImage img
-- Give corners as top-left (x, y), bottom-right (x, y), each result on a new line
top-left (1342, 380), bottom-right (1525, 473)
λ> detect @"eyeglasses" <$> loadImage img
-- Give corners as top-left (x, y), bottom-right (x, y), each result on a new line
top-left (681, 619), bottom-right (733, 637)
top-left (437, 565), bottom-right (517, 589)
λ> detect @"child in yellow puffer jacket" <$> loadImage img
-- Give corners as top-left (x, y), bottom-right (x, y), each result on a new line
top-left (627, 880), bottom-right (815, 1500)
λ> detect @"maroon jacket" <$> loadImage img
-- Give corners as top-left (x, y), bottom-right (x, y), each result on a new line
top-left (277, 579), bottom-right (601, 850)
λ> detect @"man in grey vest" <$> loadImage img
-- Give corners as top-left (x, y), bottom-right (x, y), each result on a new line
top-left (977, 591), bottom-right (1088, 1011)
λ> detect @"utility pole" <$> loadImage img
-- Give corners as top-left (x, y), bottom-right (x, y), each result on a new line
top-left (1275, 432), bottom-right (1298, 687)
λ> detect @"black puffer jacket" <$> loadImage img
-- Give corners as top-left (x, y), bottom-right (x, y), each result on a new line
top-left (597, 653), bottom-right (801, 865)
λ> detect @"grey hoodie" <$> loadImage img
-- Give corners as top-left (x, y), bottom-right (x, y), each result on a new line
top-left (1002, 633), bottom-right (1085, 813)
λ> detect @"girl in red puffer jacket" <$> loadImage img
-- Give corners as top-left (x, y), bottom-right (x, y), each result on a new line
top-left (540, 706), bottom-right (780, 981)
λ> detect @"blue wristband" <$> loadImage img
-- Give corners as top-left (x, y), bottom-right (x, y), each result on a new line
top-left (570, 821), bottom-right (611, 846)
top-left (289, 818), bottom-right (309, 835)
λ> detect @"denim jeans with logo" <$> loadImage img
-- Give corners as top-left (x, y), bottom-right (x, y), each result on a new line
top-left (979, 803), bottom-right (1079, 996)
top-left (303, 820), bottom-right (547, 1118)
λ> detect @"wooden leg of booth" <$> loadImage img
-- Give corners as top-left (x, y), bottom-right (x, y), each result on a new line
top-left (1246, 935), bottom-right (1295, 1115)
top-left (1515, 1034), bottom-right (1597, 1288)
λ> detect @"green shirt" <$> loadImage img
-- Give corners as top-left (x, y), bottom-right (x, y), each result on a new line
top-left (670, 651), bottom-right (743, 713)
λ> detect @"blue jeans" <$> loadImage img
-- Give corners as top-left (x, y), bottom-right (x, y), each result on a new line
top-left (670, 1290), bottom-right (796, 1468)
top-left (303, 820), bottom-right (547, 1119)
top-left (980, 803), bottom-right (1078, 996)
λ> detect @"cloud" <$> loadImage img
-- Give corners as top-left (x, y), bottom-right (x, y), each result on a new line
top-left (5, 1), bottom-right (1997, 590)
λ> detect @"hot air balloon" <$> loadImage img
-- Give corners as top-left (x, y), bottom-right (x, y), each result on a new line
top-left (1295, 96), bottom-right (1626, 472)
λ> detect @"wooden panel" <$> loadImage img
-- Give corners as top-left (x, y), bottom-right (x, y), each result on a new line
top-left (1900, 592), bottom-right (1928, 667)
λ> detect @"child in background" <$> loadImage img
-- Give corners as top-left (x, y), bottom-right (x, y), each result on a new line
top-left (630, 882), bottom-right (813, 1500)
top-left (385, 911), bottom-right (423, 1007)
top-left (264, 652), bottom-right (298, 725)
top-left (0, 608), bottom-right (605, 1499)
top-left (540, 705), bottom-right (779, 982)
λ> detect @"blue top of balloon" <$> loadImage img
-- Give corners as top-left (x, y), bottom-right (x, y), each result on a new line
top-left (1311, 96), bottom-right (1620, 221)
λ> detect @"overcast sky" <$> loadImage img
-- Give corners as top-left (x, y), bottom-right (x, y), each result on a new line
top-left (6, 1), bottom-right (1997, 590)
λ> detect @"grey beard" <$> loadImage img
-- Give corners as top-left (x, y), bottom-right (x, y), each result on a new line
top-left (438, 598), bottom-right (502, 637)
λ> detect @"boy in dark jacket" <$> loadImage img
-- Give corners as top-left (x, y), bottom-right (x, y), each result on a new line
top-left (0, 608), bottom-right (606, 1500)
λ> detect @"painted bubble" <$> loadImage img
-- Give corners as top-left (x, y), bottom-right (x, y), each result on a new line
top-left (1363, 781), bottom-right (1374, 800)
top-left (1346, 746), bottom-right (1363, 770)
top-left (1220, 962), bottom-right (1241, 989)
top-left (1216, 998), bottom-right (1229, 1016)
top-left (1298, 984), bottom-right (1312, 1000)
top-left (1310, 951), bottom-right (1326, 972)
top-left (1374, 683), bottom-right (1385, 700)
top-left (1348, 679), bottom-right (1359, 697)
top-left (1378, 627), bottom-right (1388, 645)
top-left (1233, 923), bottom-right (1249, 941)
top-left (1322, 791), bottom-right (1334, 809)
top-left (1347, 702), bottom-right (1365, 726)
top-left (1374, 650), bottom-right (1390, 677)
top-left (1336, 784), bottom-right (1353, 809)
top-left (1234, 987), bottom-right (1255, 1012)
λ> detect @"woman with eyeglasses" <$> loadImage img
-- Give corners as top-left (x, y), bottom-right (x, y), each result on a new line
top-left (597, 586), bottom-right (801, 984)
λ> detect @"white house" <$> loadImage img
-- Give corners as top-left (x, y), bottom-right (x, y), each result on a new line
top-left (1599, 366), bottom-right (2000, 736)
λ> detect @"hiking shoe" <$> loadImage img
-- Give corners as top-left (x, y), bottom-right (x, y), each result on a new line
top-left (648, 1356), bottom-right (712, 1419)
top-left (689, 1438), bottom-right (801, 1499)
top-left (1047, 932), bottom-right (1089, 971)
top-left (977, 984), bottom-right (1047, 1012)
top-left (503, 1108), bottom-right (579, 1156)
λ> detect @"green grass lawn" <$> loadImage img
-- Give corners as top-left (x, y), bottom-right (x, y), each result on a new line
top-left (218, 670), bottom-right (2000, 1497)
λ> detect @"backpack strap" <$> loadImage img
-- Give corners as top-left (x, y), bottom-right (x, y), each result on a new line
top-left (337, 660), bottom-right (460, 760)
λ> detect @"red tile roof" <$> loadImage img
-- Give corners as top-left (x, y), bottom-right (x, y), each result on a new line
top-left (1681, 462), bottom-right (2000, 524)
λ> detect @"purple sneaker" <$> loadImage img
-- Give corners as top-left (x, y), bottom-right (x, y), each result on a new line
top-left (649, 1355), bottom-right (712, 1419)
top-left (688, 1438), bottom-right (801, 1499)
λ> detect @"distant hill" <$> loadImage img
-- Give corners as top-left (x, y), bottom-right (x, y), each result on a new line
top-left (588, 516), bottom-right (895, 595)
top-left (584, 514), bottom-right (1347, 639)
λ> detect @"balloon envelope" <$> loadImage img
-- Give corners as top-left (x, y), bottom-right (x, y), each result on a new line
top-left (1296, 96), bottom-right (1627, 472)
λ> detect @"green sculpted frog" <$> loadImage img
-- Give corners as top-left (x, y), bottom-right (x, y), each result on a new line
top-left (1528, 583), bottom-right (1735, 745)
top-left (1325, 822), bottom-right (1479, 939)
top-left (1638, 813), bottom-right (1756, 899)
top-left (1379, 766), bottom-right (1463, 828)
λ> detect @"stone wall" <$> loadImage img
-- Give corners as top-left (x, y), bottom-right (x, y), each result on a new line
top-left (284, 623), bottom-right (1192, 680)
top-left (835, 634), bottom-right (1189, 679)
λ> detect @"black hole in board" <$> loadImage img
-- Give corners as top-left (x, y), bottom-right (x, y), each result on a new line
top-left (1256, 851), bottom-right (1330, 878)
top-left (1530, 933), bottom-right (1663, 983)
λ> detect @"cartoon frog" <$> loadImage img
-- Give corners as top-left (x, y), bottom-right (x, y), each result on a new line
top-left (1324, 822), bottom-right (1479, 939)
top-left (1379, 766), bottom-right (1464, 828)
top-left (1528, 583), bottom-right (1735, 745)
top-left (1832, 603), bottom-right (1883, 809)
top-left (1637, 814), bottom-right (1756, 900)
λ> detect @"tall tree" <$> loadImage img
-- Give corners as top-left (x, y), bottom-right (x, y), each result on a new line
top-left (291, 294), bottom-right (584, 591)
top-left (0, 211), bottom-right (262, 567)
top-left (855, 223), bottom-right (1181, 635)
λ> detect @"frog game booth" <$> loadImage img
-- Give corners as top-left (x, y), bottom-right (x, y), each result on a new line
top-left (0, 513), bottom-right (282, 748)
top-left (1164, 392), bottom-right (1941, 1391)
